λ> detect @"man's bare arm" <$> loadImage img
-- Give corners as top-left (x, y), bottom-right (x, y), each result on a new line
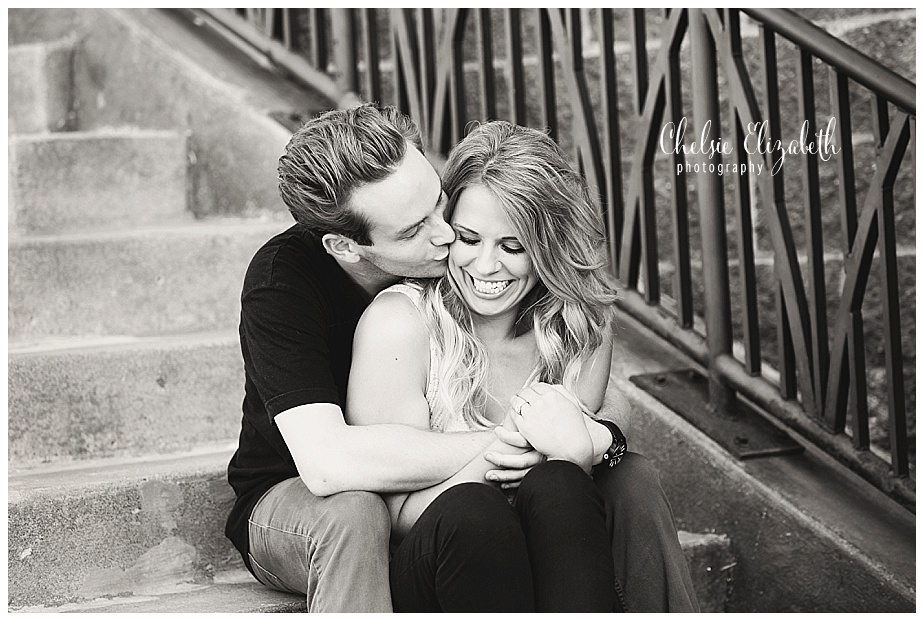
top-left (277, 404), bottom-right (495, 497)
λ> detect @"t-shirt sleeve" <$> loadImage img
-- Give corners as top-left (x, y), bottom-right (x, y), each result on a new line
top-left (240, 278), bottom-right (341, 420)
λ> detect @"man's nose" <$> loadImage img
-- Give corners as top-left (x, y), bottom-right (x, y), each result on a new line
top-left (432, 217), bottom-right (455, 246)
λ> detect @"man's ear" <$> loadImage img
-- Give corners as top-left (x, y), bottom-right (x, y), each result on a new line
top-left (321, 233), bottom-right (363, 263)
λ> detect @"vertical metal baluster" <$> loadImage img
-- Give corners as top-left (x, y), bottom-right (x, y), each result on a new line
top-left (628, 9), bottom-right (657, 299)
top-left (362, 9), bottom-right (381, 103)
top-left (449, 10), bottom-right (467, 146)
top-left (630, 9), bottom-right (648, 118)
top-left (536, 9), bottom-right (557, 140)
top-left (797, 49), bottom-right (829, 418)
top-left (726, 11), bottom-right (761, 373)
top-left (690, 8), bottom-right (733, 411)
top-left (389, 10), bottom-right (407, 113)
top-left (281, 8), bottom-right (292, 49)
top-left (597, 8), bottom-right (624, 272)
top-left (266, 8), bottom-right (276, 39)
top-left (873, 106), bottom-right (909, 477)
top-left (567, 9), bottom-right (582, 167)
top-left (417, 9), bottom-right (436, 142)
top-left (664, 8), bottom-right (693, 328)
top-left (331, 9), bottom-right (358, 94)
top-left (828, 68), bottom-right (867, 442)
top-left (477, 9), bottom-right (496, 120)
top-left (759, 24), bottom-right (796, 399)
top-left (505, 9), bottom-right (526, 125)
top-left (313, 9), bottom-right (329, 73)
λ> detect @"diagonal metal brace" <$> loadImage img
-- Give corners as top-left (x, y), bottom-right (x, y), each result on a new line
top-left (631, 368), bottom-right (804, 460)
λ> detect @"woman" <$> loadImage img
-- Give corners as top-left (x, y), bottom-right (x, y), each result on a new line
top-left (346, 121), bottom-right (623, 612)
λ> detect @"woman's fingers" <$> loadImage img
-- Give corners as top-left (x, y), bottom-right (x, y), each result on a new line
top-left (483, 448), bottom-right (543, 470)
top-left (509, 395), bottom-right (530, 415)
top-left (485, 467), bottom-right (530, 485)
top-left (494, 425), bottom-right (532, 448)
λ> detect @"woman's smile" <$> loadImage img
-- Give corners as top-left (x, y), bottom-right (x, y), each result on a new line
top-left (448, 184), bottom-right (539, 319)
top-left (468, 274), bottom-right (514, 296)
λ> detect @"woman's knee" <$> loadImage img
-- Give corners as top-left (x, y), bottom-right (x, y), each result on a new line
top-left (430, 483), bottom-right (521, 543)
top-left (518, 460), bottom-right (596, 505)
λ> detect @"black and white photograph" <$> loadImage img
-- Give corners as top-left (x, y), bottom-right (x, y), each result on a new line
top-left (6, 7), bottom-right (916, 613)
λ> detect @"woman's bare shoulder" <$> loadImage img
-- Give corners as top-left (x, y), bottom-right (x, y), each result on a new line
top-left (355, 288), bottom-right (430, 353)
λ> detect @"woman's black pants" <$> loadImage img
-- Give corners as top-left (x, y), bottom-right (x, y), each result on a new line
top-left (389, 460), bottom-right (617, 612)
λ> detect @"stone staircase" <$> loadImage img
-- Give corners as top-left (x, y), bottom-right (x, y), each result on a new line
top-left (7, 8), bottom-right (308, 612)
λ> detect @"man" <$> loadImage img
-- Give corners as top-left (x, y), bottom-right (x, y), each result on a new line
top-left (225, 103), bottom-right (698, 612)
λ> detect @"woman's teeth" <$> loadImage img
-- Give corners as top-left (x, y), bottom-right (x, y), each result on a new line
top-left (472, 277), bottom-right (512, 295)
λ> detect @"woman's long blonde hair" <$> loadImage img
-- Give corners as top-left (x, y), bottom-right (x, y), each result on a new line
top-left (418, 121), bottom-right (619, 428)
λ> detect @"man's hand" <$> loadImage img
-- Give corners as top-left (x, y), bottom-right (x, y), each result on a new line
top-left (483, 411), bottom-right (544, 489)
top-left (509, 382), bottom-right (595, 473)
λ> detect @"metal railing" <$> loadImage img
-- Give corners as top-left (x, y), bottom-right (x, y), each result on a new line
top-left (189, 8), bottom-right (915, 509)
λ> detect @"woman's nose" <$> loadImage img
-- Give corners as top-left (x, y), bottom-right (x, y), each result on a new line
top-left (474, 247), bottom-right (500, 274)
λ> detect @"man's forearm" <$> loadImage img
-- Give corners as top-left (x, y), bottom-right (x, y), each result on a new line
top-left (282, 405), bottom-right (496, 497)
top-left (393, 435), bottom-right (524, 538)
top-left (343, 424), bottom-right (495, 492)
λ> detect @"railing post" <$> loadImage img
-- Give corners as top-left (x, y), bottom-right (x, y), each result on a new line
top-left (689, 9), bottom-right (734, 413)
top-left (330, 9), bottom-right (358, 95)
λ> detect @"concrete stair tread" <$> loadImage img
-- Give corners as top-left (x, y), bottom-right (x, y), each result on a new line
top-left (9, 329), bottom-right (244, 466)
top-left (9, 217), bottom-right (291, 340)
top-left (9, 129), bottom-right (191, 235)
top-left (13, 571), bottom-right (305, 613)
top-left (9, 127), bottom-right (189, 141)
top-left (8, 444), bottom-right (244, 608)
top-left (9, 444), bottom-right (235, 499)
top-left (9, 328), bottom-right (238, 356)
top-left (8, 214), bottom-right (290, 245)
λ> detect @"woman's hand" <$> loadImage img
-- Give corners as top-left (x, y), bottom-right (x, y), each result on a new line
top-left (482, 411), bottom-right (545, 490)
top-left (509, 383), bottom-right (595, 473)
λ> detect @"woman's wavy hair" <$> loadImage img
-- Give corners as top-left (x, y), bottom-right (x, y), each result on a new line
top-left (417, 121), bottom-right (619, 428)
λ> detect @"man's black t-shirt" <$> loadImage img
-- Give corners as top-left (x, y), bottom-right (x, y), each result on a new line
top-left (225, 224), bottom-right (371, 570)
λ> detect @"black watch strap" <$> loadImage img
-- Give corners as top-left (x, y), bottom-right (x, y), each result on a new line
top-left (598, 419), bottom-right (627, 468)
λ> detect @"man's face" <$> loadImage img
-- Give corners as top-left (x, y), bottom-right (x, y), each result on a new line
top-left (348, 145), bottom-right (456, 279)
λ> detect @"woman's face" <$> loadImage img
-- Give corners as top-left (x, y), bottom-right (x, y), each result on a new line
top-left (448, 184), bottom-right (539, 320)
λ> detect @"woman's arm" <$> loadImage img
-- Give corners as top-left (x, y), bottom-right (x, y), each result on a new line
top-left (573, 321), bottom-right (614, 413)
top-left (393, 414), bottom-right (529, 539)
top-left (346, 291), bottom-right (439, 525)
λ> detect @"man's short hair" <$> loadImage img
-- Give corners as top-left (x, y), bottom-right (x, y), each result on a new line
top-left (277, 103), bottom-right (423, 245)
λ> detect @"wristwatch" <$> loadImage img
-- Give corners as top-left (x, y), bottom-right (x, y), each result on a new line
top-left (598, 420), bottom-right (627, 468)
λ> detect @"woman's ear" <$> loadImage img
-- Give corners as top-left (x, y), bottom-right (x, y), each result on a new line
top-left (321, 233), bottom-right (362, 263)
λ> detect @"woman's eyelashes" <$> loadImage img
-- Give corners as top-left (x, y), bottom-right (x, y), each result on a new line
top-left (455, 231), bottom-right (478, 245)
top-left (454, 230), bottom-right (525, 254)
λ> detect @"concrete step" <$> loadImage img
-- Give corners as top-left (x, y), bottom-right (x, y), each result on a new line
top-left (609, 305), bottom-right (916, 612)
top-left (9, 332), bottom-right (243, 468)
top-left (9, 129), bottom-right (190, 236)
top-left (8, 446), bottom-right (730, 611)
top-left (8, 219), bottom-right (288, 341)
top-left (8, 38), bottom-right (77, 134)
top-left (8, 447), bottom-right (242, 609)
top-left (9, 8), bottom-right (323, 219)
top-left (14, 535), bottom-right (728, 613)
top-left (13, 570), bottom-right (305, 613)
